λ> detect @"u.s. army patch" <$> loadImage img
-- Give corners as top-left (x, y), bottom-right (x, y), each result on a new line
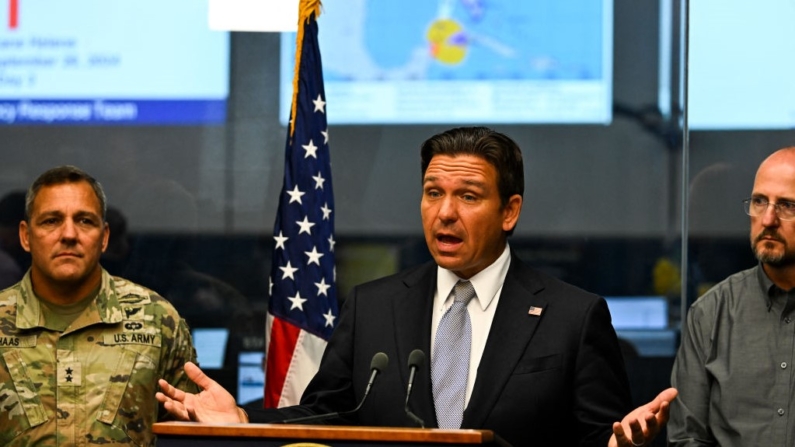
top-left (104, 332), bottom-right (161, 347)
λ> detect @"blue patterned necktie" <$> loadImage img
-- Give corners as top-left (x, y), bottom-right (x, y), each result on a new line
top-left (432, 280), bottom-right (475, 429)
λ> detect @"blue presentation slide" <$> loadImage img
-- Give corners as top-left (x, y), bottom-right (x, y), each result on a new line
top-left (0, 0), bottom-right (229, 125)
top-left (280, 0), bottom-right (613, 125)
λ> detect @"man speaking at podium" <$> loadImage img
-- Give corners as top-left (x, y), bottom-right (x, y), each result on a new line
top-left (158, 127), bottom-right (677, 447)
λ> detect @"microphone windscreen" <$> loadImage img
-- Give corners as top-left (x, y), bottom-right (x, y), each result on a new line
top-left (408, 349), bottom-right (425, 368)
top-left (371, 352), bottom-right (389, 372)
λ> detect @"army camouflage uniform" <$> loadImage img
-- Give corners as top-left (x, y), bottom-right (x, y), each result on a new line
top-left (0, 269), bottom-right (198, 446)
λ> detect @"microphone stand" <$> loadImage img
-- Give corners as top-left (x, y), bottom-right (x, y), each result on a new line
top-left (404, 349), bottom-right (426, 428)
top-left (279, 352), bottom-right (389, 425)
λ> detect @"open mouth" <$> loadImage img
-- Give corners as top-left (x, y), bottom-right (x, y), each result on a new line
top-left (438, 234), bottom-right (461, 242)
top-left (436, 234), bottom-right (463, 250)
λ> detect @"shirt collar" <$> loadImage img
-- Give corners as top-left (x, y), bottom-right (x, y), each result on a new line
top-left (757, 263), bottom-right (794, 311)
top-left (758, 263), bottom-right (775, 296)
top-left (15, 271), bottom-right (43, 328)
top-left (436, 244), bottom-right (511, 311)
top-left (16, 268), bottom-right (121, 329)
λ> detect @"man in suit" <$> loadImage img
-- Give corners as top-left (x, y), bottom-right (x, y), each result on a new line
top-left (158, 127), bottom-right (677, 447)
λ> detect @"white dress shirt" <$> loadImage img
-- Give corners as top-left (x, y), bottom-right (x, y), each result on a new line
top-left (431, 244), bottom-right (511, 407)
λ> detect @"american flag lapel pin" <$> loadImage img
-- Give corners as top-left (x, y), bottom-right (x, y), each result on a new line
top-left (528, 306), bottom-right (543, 316)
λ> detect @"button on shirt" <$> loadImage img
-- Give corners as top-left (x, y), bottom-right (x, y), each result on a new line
top-left (431, 244), bottom-right (510, 408)
top-left (669, 265), bottom-right (795, 446)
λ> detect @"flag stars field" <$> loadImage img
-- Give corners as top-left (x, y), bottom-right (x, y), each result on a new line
top-left (302, 139), bottom-right (318, 158)
top-left (296, 216), bottom-right (315, 235)
top-left (274, 231), bottom-right (289, 249)
top-left (312, 172), bottom-right (325, 189)
top-left (315, 278), bottom-right (331, 296)
top-left (288, 292), bottom-right (307, 311)
top-left (321, 203), bottom-right (332, 220)
top-left (279, 261), bottom-right (299, 280)
top-left (287, 185), bottom-right (305, 204)
top-left (313, 94), bottom-right (325, 113)
top-left (323, 309), bottom-right (336, 327)
top-left (305, 246), bottom-right (324, 265)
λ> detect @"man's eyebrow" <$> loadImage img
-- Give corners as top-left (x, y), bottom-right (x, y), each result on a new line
top-left (753, 194), bottom-right (795, 203)
top-left (423, 176), bottom-right (485, 186)
top-left (36, 210), bottom-right (64, 218)
top-left (461, 178), bottom-right (486, 188)
top-left (74, 210), bottom-right (102, 219)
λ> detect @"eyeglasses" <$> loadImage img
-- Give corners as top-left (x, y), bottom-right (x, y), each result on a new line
top-left (743, 197), bottom-right (795, 221)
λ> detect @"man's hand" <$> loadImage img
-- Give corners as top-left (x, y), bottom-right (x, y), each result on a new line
top-left (157, 361), bottom-right (247, 423)
top-left (609, 387), bottom-right (678, 447)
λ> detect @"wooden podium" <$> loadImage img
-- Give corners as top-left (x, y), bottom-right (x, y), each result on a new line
top-left (153, 422), bottom-right (511, 447)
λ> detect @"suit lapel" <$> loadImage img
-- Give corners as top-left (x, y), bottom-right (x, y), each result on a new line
top-left (392, 262), bottom-right (438, 427)
top-left (463, 256), bottom-right (548, 428)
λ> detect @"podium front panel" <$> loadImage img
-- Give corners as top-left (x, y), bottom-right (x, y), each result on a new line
top-left (153, 422), bottom-right (510, 447)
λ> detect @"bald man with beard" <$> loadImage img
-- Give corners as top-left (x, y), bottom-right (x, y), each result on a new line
top-left (669, 147), bottom-right (795, 446)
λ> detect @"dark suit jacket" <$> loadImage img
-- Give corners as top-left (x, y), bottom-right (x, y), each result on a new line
top-left (250, 253), bottom-right (632, 447)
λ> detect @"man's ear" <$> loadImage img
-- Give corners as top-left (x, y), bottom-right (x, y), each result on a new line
top-left (101, 221), bottom-right (110, 253)
top-left (502, 194), bottom-right (523, 233)
top-left (19, 220), bottom-right (31, 253)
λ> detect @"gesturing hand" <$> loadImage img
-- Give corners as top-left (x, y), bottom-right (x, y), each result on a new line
top-left (609, 387), bottom-right (678, 447)
top-left (156, 361), bottom-right (247, 423)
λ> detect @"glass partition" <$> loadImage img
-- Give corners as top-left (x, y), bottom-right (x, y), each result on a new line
top-left (671, 1), bottom-right (795, 444)
top-left (685, 0), bottom-right (795, 305)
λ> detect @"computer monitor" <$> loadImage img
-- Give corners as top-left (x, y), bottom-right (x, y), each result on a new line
top-left (604, 296), bottom-right (668, 330)
top-left (237, 351), bottom-right (265, 405)
top-left (191, 328), bottom-right (229, 369)
top-left (604, 296), bottom-right (676, 357)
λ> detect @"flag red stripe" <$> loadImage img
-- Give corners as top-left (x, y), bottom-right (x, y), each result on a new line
top-left (264, 316), bottom-right (301, 407)
top-left (9, 0), bottom-right (19, 29)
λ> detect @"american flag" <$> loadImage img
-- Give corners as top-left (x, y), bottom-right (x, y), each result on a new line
top-left (265, 0), bottom-right (337, 408)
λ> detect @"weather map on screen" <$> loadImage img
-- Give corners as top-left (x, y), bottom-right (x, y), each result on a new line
top-left (280, 0), bottom-right (613, 125)
top-left (0, 0), bottom-right (230, 125)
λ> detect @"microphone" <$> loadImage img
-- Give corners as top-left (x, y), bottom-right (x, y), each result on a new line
top-left (404, 349), bottom-right (426, 428)
top-left (279, 352), bottom-right (389, 424)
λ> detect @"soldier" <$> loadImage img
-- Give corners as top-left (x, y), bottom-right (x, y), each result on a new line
top-left (0, 165), bottom-right (198, 446)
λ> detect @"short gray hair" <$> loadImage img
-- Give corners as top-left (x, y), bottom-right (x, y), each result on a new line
top-left (25, 165), bottom-right (107, 221)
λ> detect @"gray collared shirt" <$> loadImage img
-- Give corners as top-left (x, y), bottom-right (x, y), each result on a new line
top-left (669, 265), bottom-right (795, 446)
